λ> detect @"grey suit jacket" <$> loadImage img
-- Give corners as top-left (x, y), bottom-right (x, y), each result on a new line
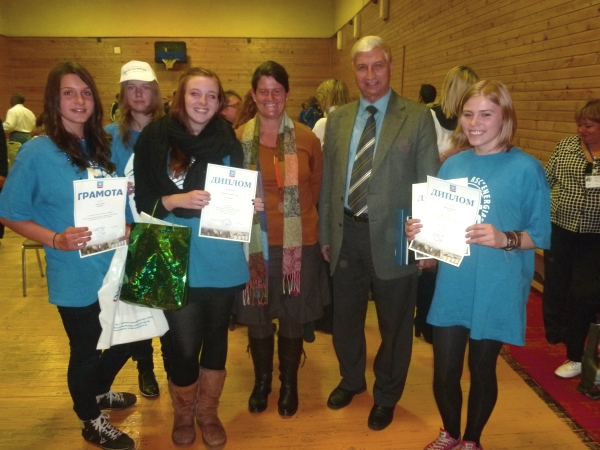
top-left (319, 90), bottom-right (440, 280)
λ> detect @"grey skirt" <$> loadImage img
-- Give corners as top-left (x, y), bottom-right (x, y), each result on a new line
top-left (233, 243), bottom-right (331, 325)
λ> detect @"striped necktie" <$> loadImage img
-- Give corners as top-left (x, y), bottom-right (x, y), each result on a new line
top-left (348, 105), bottom-right (377, 215)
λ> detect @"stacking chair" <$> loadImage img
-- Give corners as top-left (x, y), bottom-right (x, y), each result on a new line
top-left (22, 239), bottom-right (45, 296)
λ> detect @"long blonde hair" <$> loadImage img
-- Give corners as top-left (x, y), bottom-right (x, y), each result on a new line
top-left (434, 66), bottom-right (479, 119)
top-left (316, 79), bottom-right (350, 116)
top-left (117, 80), bottom-right (163, 145)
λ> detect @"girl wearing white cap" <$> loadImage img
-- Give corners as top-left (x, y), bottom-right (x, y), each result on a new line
top-left (106, 60), bottom-right (172, 399)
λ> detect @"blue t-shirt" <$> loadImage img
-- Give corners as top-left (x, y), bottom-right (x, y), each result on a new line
top-left (164, 155), bottom-right (249, 288)
top-left (106, 123), bottom-right (141, 224)
top-left (0, 137), bottom-right (121, 307)
top-left (167, 212), bottom-right (250, 289)
top-left (427, 148), bottom-right (551, 345)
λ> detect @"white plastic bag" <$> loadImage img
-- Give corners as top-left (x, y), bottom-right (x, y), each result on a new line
top-left (97, 245), bottom-right (169, 350)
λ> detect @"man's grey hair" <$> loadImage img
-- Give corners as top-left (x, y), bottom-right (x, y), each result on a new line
top-left (351, 36), bottom-right (393, 64)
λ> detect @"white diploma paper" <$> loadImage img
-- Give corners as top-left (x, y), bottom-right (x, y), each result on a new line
top-left (73, 177), bottom-right (128, 258)
top-left (409, 176), bottom-right (481, 267)
top-left (199, 164), bottom-right (258, 242)
top-left (411, 178), bottom-right (469, 260)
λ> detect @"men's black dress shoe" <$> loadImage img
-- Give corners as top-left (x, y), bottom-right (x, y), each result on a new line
top-left (327, 385), bottom-right (367, 410)
top-left (138, 370), bottom-right (160, 398)
top-left (367, 404), bottom-right (394, 431)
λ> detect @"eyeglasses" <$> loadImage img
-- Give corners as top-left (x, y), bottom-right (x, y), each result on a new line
top-left (224, 104), bottom-right (240, 110)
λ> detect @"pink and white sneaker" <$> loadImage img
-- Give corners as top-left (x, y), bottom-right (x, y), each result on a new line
top-left (424, 429), bottom-right (461, 450)
top-left (461, 441), bottom-right (483, 450)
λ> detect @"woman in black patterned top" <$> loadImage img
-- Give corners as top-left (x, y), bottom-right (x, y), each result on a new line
top-left (544, 99), bottom-right (600, 379)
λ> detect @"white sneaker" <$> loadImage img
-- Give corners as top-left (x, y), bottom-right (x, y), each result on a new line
top-left (554, 360), bottom-right (582, 378)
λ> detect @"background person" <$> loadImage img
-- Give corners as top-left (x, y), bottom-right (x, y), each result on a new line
top-left (298, 96), bottom-right (322, 128)
top-left (0, 61), bottom-right (136, 450)
top-left (110, 93), bottom-right (119, 122)
top-left (418, 83), bottom-right (437, 105)
top-left (431, 66), bottom-right (479, 163)
top-left (219, 90), bottom-right (242, 124)
top-left (232, 89), bottom-right (258, 129)
top-left (408, 80), bottom-right (551, 450)
top-left (106, 60), bottom-right (172, 399)
top-left (544, 99), bottom-right (600, 378)
top-left (3, 93), bottom-right (36, 144)
top-left (312, 78), bottom-right (351, 147)
top-left (318, 35), bottom-right (439, 431)
top-left (234, 60), bottom-right (329, 418)
top-left (134, 67), bottom-right (262, 447)
top-left (0, 119), bottom-right (7, 240)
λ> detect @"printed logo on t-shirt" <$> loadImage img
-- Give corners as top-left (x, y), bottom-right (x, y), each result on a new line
top-left (468, 176), bottom-right (492, 223)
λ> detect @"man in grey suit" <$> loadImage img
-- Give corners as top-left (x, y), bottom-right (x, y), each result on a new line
top-left (319, 35), bottom-right (440, 430)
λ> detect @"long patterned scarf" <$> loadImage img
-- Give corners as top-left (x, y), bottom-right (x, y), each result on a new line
top-left (241, 112), bottom-right (302, 305)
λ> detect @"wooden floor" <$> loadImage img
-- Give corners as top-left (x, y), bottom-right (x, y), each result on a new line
top-left (0, 227), bottom-right (592, 449)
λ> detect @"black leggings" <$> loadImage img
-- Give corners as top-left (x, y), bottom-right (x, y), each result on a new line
top-left (164, 287), bottom-right (236, 387)
top-left (432, 325), bottom-right (503, 446)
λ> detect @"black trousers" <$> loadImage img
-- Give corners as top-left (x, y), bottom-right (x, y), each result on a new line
top-left (331, 215), bottom-right (417, 407)
top-left (58, 301), bottom-right (132, 421)
top-left (543, 224), bottom-right (600, 344)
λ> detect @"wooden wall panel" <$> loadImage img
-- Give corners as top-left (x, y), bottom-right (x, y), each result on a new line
top-left (330, 0), bottom-right (600, 165)
top-left (0, 35), bottom-right (14, 120)
top-left (3, 37), bottom-right (332, 123)
top-left (3, 0), bottom-right (600, 164)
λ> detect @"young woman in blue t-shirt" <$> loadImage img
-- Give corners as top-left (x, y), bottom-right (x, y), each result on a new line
top-left (0, 61), bottom-right (136, 450)
top-left (133, 67), bottom-right (263, 447)
top-left (106, 60), bottom-right (172, 400)
top-left (407, 81), bottom-right (551, 450)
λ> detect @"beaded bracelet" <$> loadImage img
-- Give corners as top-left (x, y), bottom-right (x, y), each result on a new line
top-left (503, 231), bottom-right (523, 251)
top-left (52, 232), bottom-right (59, 249)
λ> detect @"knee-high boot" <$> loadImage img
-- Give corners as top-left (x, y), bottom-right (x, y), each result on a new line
top-left (196, 367), bottom-right (227, 447)
top-left (277, 335), bottom-right (303, 417)
top-left (168, 379), bottom-right (197, 446)
top-left (248, 335), bottom-right (274, 413)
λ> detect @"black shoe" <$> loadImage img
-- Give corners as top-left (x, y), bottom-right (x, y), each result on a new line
top-left (367, 404), bottom-right (394, 431)
top-left (303, 321), bottom-right (316, 343)
top-left (80, 413), bottom-right (135, 450)
top-left (326, 385), bottom-right (366, 410)
top-left (96, 390), bottom-right (137, 411)
top-left (138, 370), bottom-right (160, 398)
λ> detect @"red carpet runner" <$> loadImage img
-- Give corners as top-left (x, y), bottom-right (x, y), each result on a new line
top-left (503, 289), bottom-right (600, 447)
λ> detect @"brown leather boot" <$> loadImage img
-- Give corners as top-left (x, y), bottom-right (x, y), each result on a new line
top-left (196, 367), bottom-right (227, 447)
top-left (168, 379), bottom-right (197, 446)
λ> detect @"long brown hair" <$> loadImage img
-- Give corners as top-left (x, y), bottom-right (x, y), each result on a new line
top-left (169, 67), bottom-right (225, 176)
top-left (118, 80), bottom-right (164, 145)
top-left (233, 90), bottom-right (257, 129)
top-left (43, 61), bottom-right (114, 172)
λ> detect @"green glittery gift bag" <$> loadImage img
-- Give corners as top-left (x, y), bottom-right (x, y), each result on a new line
top-left (119, 221), bottom-right (191, 310)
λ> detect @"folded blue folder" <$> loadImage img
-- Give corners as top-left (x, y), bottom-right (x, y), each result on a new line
top-left (395, 209), bottom-right (411, 266)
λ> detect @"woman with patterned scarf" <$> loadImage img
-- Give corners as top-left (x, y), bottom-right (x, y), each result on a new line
top-left (234, 61), bottom-right (330, 418)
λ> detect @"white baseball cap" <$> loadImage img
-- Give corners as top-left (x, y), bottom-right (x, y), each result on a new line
top-left (119, 60), bottom-right (157, 83)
